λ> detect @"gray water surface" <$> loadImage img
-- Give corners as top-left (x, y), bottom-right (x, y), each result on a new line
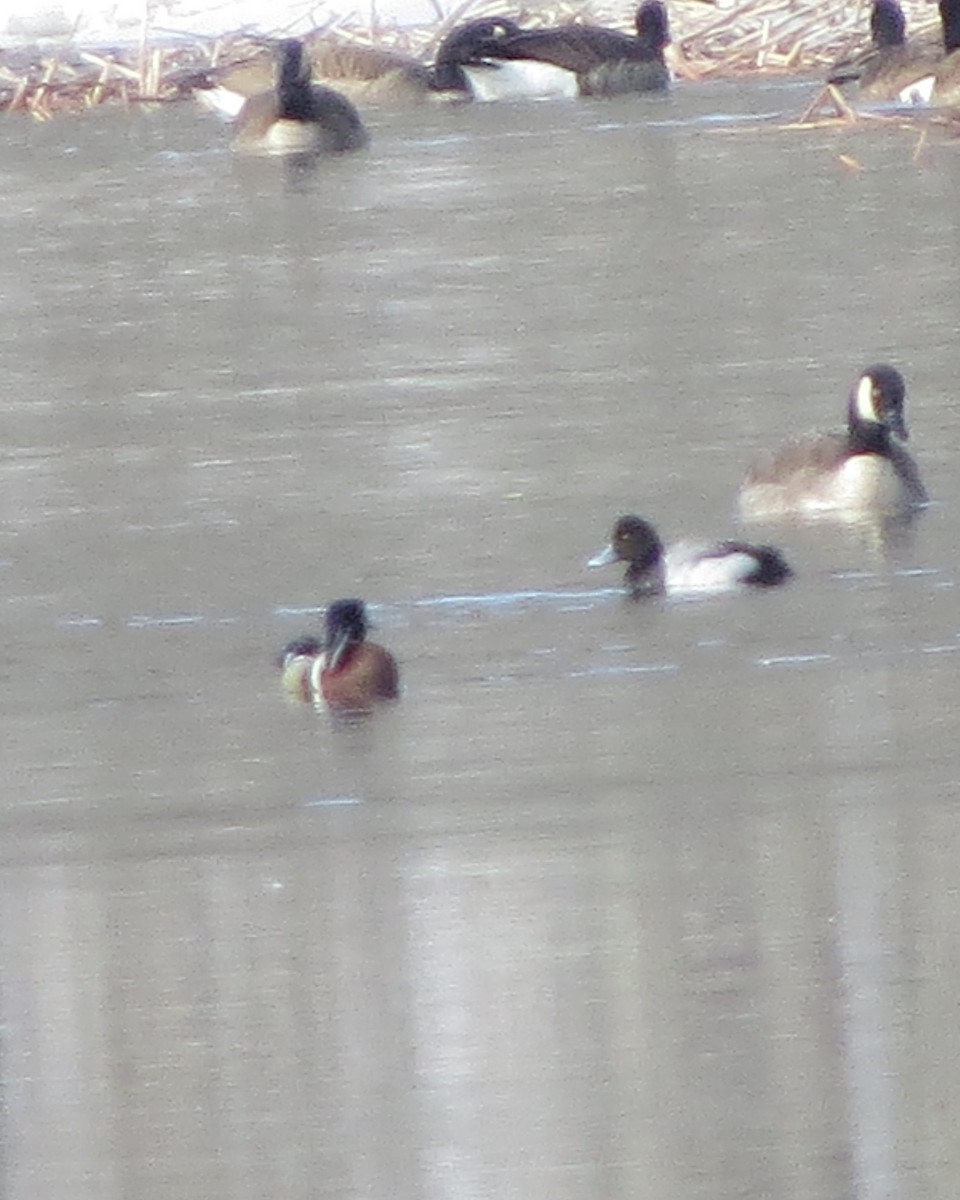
top-left (3, 80), bottom-right (960, 1199)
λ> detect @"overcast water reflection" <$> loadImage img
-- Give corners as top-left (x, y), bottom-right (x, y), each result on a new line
top-left (2, 78), bottom-right (960, 1200)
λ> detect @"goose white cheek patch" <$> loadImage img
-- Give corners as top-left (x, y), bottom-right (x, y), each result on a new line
top-left (855, 374), bottom-right (881, 424)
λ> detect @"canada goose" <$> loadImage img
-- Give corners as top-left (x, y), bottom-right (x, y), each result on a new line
top-left (588, 515), bottom-right (792, 594)
top-left (225, 39), bottom-right (369, 154)
top-left (196, 37), bottom-right (437, 116)
top-left (303, 36), bottom-right (434, 104)
top-left (277, 599), bottom-right (400, 713)
top-left (434, 3), bottom-right (670, 101)
top-left (427, 17), bottom-right (551, 100)
top-left (738, 364), bottom-right (927, 521)
top-left (827, 0), bottom-right (950, 104)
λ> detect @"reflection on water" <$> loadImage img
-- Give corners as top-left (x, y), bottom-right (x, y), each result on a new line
top-left (3, 80), bottom-right (960, 1200)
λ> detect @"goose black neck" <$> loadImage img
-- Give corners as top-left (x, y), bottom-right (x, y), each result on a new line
top-left (847, 415), bottom-right (891, 456)
top-left (430, 17), bottom-right (523, 92)
top-left (429, 59), bottom-right (469, 93)
top-left (872, 0), bottom-right (906, 47)
top-left (941, 0), bottom-right (960, 53)
top-left (277, 41), bottom-right (314, 119)
top-left (636, 2), bottom-right (669, 52)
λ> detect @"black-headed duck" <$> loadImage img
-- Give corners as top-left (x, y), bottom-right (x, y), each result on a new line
top-left (588, 515), bottom-right (792, 595)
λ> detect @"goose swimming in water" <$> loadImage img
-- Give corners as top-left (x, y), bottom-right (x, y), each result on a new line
top-left (827, 0), bottom-right (955, 105)
top-left (224, 39), bottom-right (370, 156)
top-left (434, 3), bottom-right (671, 101)
top-left (225, 39), bottom-right (368, 155)
top-left (738, 364), bottom-right (927, 521)
top-left (196, 36), bottom-right (438, 114)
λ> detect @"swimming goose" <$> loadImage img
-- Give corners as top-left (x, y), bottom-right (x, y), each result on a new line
top-left (196, 37), bottom-right (436, 115)
top-left (304, 37), bottom-right (434, 104)
top-left (738, 364), bottom-right (927, 521)
top-left (277, 599), bottom-right (400, 712)
top-left (827, 0), bottom-right (951, 104)
top-left (435, 3), bottom-right (670, 102)
top-left (588, 515), bottom-right (792, 595)
top-left (229, 39), bottom-right (369, 155)
top-left (427, 18), bottom-right (546, 100)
